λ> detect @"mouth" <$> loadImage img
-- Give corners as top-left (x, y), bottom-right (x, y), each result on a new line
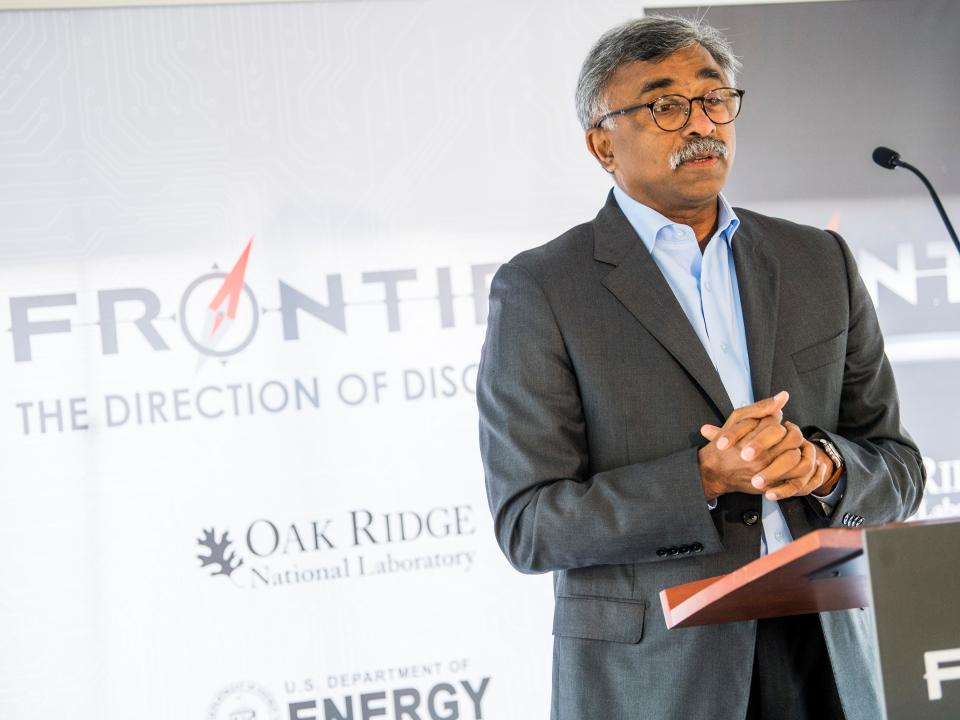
top-left (680, 154), bottom-right (719, 167)
top-left (669, 137), bottom-right (728, 170)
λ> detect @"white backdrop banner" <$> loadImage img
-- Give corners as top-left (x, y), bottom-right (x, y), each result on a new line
top-left (0, 1), bottom-right (957, 718)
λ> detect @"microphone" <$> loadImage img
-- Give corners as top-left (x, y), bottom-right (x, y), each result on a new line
top-left (871, 146), bottom-right (900, 170)
top-left (872, 146), bottom-right (959, 255)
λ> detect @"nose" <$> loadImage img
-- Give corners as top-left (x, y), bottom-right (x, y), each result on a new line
top-left (682, 99), bottom-right (717, 137)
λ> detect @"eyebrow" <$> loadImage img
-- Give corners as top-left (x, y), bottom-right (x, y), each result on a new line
top-left (639, 68), bottom-right (724, 97)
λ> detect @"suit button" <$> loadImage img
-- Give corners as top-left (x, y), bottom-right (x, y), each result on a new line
top-left (691, 542), bottom-right (703, 553)
top-left (656, 547), bottom-right (668, 557)
top-left (668, 546), bottom-right (680, 555)
top-left (742, 510), bottom-right (760, 526)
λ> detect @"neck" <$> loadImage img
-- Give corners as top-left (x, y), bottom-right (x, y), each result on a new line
top-left (616, 182), bottom-right (722, 248)
top-left (661, 199), bottom-right (720, 249)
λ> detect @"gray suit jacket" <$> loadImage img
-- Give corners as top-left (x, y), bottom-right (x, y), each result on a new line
top-left (477, 191), bottom-right (925, 720)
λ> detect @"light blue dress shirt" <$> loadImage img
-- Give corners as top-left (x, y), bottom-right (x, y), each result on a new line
top-left (612, 185), bottom-right (841, 556)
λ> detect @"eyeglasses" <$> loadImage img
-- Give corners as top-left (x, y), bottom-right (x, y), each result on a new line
top-left (593, 87), bottom-right (745, 132)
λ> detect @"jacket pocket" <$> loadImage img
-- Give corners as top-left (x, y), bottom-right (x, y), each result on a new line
top-left (792, 331), bottom-right (846, 373)
top-left (552, 595), bottom-right (645, 644)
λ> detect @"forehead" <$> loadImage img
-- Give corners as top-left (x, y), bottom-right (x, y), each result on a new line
top-left (605, 44), bottom-right (728, 101)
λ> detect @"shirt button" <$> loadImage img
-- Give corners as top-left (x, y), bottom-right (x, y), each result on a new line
top-left (704, 281), bottom-right (712, 292)
top-left (721, 342), bottom-right (729, 352)
top-left (775, 531), bottom-right (784, 541)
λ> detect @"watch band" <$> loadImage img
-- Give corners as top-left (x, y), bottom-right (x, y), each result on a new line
top-left (815, 438), bottom-right (845, 489)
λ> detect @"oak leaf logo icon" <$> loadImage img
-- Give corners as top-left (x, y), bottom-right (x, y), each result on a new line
top-left (197, 527), bottom-right (244, 578)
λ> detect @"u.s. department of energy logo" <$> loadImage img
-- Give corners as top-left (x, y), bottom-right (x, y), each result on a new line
top-left (207, 681), bottom-right (279, 720)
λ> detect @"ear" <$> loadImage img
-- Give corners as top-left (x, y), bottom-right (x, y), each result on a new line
top-left (585, 127), bottom-right (616, 174)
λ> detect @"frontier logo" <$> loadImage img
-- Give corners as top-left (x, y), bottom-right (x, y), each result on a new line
top-left (14, 242), bottom-right (486, 435)
top-left (185, 238), bottom-right (258, 361)
top-left (197, 507), bottom-right (478, 590)
top-left (8, 238), bottom-right (499, 363)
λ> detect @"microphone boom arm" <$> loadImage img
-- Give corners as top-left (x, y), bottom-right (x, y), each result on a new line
top-left (896, 159), bottom-right (960, 256)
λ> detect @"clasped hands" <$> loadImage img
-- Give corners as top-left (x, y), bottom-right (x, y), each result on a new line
top-left (698, 391), bottom-right (837, 503)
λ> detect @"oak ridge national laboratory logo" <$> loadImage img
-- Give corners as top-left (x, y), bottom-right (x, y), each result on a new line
top-left (207, 680), bottom-right (280, 720)
top-left (195, 506), bottom-right (478, 591)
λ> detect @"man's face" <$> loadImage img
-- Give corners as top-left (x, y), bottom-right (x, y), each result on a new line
top-left (586, 43), bottom-right (737, 216)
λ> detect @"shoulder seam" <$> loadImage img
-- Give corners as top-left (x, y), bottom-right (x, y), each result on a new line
top-left (824, 228), bottom-right (854, 313)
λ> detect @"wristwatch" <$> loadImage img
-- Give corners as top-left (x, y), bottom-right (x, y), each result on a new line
top-left (814, 437), bottom-right (845, 491)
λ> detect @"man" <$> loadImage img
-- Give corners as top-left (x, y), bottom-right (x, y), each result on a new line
top-left (476, 15), bottom-right (925, 720)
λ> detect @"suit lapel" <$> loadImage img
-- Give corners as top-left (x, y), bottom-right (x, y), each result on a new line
top-left (731, 216), bottom-right (781, 402)
top-left (594, 192), bottom-right (734, 420)
top-left (730, 219), bottom-right (813, 540)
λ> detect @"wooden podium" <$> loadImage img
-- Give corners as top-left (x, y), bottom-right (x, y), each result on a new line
top-left (660, 518), bottom-right (960, 720)
top-left (660, 525), bottom-right (866, 629)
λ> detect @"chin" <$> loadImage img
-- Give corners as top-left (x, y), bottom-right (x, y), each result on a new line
top-left (681, 179), bottom-right (727, 202)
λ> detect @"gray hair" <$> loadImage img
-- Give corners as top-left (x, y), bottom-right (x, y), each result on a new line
top-left (575, 15), bottom-right (741, 130)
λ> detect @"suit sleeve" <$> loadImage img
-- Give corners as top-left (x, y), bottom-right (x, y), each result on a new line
top-left (807, 231), bottom-right (926, 525)
top-left (477, 261), bottom-right (722, 574)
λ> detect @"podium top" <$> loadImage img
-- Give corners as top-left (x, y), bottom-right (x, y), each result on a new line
top-left (660, 519), bottom-right (959, 629)
top-left (660, 526), bottom-right (865, 629)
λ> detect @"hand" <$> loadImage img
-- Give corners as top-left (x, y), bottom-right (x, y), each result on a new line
top-left (753, 438), bottom-right (827, 500)
top-left (699, 392), bottom-right (838, 501)
top-left (699, 391), bottom-right (801, 501)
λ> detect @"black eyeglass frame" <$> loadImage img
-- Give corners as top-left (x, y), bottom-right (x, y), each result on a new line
top-left (592, 87), bottom-right (746, 131)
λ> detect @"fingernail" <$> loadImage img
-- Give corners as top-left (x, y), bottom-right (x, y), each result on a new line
top-left (775, 390), bottom-right (789, 403)
top-left (751, 475), bottom-right (764, 488)
top-left (717, 437), bottom-right (729, 450)
top-left (741, 447), bottom-right (755, 461)
top-left (766, 491), bottom-right (777, 500)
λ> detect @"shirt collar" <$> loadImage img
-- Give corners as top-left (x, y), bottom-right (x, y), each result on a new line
top-left (612, 184), bottom-right (740, 253)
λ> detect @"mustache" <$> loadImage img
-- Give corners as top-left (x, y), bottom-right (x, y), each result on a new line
top-left (669, 138), bottom-right (729, 170)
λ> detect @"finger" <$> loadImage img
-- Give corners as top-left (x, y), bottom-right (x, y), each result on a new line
top-left (739, 419), bottom-right (788, 461)
top-left (726, 391), bottom-right (789, 425)
top-left (740, 420), bottom-right (806, 462)
top-left (766, 461), bottom-right (826, 501)
top-left (700, 424), bottom-right (721, 441)
top-left (761, 439), bottom-right (816, 485)
top-left (717, 391), bottom-right (789, 450)
top-left (750, 447), bottom-right (803, 490)
top-left (714, 417), bottom-right (760, 451)
top-left (770, 421), bottom-right (804, 451)
top-left (763, 443), bottom-right (820, 500)
top-left (716, 419), bottom-right (759, 450)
